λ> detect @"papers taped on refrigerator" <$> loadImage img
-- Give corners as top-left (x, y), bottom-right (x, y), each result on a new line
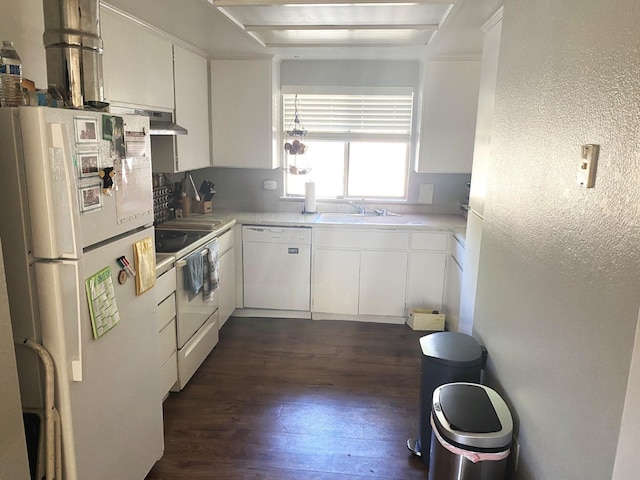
top-left (85, 266), bottom-right (120, 339)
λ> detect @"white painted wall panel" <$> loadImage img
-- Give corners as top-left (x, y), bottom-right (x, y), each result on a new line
top-left (475, 1), bottom-right (640, 479)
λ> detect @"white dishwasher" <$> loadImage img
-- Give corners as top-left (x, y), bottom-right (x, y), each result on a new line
top-left (243, 225), bottom-right (312, 311)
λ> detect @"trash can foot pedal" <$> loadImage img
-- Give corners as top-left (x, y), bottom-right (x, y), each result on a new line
top-left (406, 438), bottom-right (421, 456)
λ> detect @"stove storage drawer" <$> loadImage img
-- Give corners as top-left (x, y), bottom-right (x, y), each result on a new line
top-left (177, 311), bottom-right (219, 389)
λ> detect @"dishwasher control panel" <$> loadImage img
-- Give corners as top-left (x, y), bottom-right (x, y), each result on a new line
top-left (242, 226), bottom-right (312, 244)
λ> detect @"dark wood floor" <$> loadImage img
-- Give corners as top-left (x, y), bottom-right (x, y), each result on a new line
top-left (146, 317), bottom-right (429, 480)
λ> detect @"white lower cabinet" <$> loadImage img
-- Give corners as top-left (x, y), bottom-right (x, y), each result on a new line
top-left (217, 229), bottom-right (236, 328)
top-left (406, 232), bottom-right (448, 313)
top-left (442, 234), bottom-right (465, 332)
top-left (312, 229), bottom-right (410, 318)
top-left (177, 311), bottom-right (219, 390)
top-left (312, 248), bottom-right (360, 315)
top-left (359, 250), bottom-right (408, 316)
top-left (406, 251), bottom-right (446, 311)
top-left (155, 265), bottom-right (177, 399)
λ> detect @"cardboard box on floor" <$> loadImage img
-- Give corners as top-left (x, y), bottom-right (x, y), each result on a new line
top-left (407, 309), bottom-right (445, 331)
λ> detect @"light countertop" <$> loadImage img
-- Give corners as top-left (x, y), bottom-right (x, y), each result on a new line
top-left (179, 210), bottom-right (467, 245)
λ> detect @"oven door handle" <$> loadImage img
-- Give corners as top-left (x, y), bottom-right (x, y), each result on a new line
top-left (176, 248), bottom-right (209, 268)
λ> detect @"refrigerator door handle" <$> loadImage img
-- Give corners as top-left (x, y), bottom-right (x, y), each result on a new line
top-left (35, 260), bottom-right (84, 382)
top-left (70, 261), bottom-right (83, 382)
top-left (23, 117), bottom-right (80, 259)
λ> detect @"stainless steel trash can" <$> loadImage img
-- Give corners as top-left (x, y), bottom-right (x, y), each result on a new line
top-left (428, 382), bottom-right (513, 480)
top-left (408, 332), bottom-right (484, 465)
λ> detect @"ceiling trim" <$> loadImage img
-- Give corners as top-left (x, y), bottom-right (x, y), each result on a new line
top-left (216, 6), bottom-right (267, 46)
top-left (265, 41), bottom-right (433, 47)
top-left (245, 24), bottom-right (440, 31)
top-left (482, 6), bottom-right (504, 33)
top-left (211, 0), bottom-right (452, 5)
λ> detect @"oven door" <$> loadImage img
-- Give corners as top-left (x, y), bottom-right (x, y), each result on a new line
top-left (175, 247), bottom-right (219, 349)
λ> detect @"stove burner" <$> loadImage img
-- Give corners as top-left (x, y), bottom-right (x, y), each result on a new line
top-left (155, 230), bottom-right (210, 253)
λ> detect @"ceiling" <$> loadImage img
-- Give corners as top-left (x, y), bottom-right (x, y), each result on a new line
top-left (105, 0), bottom-right (503, 60)
top-left (213, 1), bottom-right (451, 48)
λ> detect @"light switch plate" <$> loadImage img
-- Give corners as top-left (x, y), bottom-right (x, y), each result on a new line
top-left (578, 144), bottom-right (599, 188)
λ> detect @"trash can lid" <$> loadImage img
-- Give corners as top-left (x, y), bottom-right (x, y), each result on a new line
top-left (432, 383), bottom-right (513, 451)
top-left (419, 332), bottom-right (483, 367)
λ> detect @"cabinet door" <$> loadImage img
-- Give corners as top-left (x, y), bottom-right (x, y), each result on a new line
top-left (312, 249), bottom-right (359, 315)
top-left (416, 60), bottom-right (481, 173)
top-left (469, 16), bottom-right (503, 215)
top-left (174, 45), bottom-right (210, 172)
top-left (359, 250), bottom-right (408, 317)
top-left (406, 251), bottom-right (446, 311)
top-left (443, 255), bottom-right (463, 332)
top-left (218, 248), bottom-right (236, 328)
top-left (142, 31), bottom-right (174, 110)
top-left (210, 59), bottom-right (279, 169)
top-left (101, 9), bottom-right (146, 105)
top-left (101, 8), bottom-right (174, 109)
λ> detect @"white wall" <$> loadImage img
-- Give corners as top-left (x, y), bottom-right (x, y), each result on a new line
top-left (475, 1), bottom-right (640, 479)
top-left (612, 308), bottom-right (640, 479)
top-left (0, 0), bottom-right (47, 88)
top-left (198, 59), bottom-right (472, 214)
top-left (0, 241), bottom-right (31, 480)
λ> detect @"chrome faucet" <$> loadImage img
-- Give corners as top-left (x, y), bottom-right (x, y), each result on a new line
top-left (348, 200), bottom-right (366, 214)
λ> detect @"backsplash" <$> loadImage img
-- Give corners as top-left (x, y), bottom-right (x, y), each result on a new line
top-left (177, 167), bottom-right (471, 216)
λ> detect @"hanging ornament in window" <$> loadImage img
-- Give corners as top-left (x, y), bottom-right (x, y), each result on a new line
top-left (284, 95), bottom-right (308, 174)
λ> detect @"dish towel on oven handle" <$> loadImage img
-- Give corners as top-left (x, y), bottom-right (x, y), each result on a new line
top-left (203, 239), bottom-right (220, 302)
top-left (185, 250), bottom-right (204, 295)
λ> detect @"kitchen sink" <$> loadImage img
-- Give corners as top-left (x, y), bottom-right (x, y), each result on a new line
top-left (316, 212), bottom-right (418, 225)
top-left (315, 212), bottom-right (367, 223)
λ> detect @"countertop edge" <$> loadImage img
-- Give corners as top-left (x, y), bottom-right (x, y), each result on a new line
top-left (156, 212), bottom-right (467, 244)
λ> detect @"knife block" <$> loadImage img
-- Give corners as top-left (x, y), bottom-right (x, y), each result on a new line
top-left (192, 199), bottom-right (212, 214)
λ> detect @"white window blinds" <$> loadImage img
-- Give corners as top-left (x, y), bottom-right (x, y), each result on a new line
top-left (283, 87), bottom-right (413, 141)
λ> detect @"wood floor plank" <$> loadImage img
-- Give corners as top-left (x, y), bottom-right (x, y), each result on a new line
top-left (146, 317), bottom-right (429, 480)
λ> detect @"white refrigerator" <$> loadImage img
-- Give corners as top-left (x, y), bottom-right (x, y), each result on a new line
top-left (0, 106), bottom-right (163, 480)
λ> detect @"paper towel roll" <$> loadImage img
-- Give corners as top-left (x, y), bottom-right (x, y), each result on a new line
top-left (304, 181), bottom-right (317, 214)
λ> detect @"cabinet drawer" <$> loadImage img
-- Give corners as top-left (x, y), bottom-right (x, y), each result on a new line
top-left (159, 319), bottom-right (176, 365)
top-left (314, 229), bottom-right (409, 250)
top-left (217, 229), bottom-right (234, 256)
top-left (155, 266), bottom-right (176, 303)
top-left (177, 312), bottom-right (219, 389)
top-left (157, 293), bottom-right (176, 332)
top-left (410, 232), bottom-right (448, 251)
top-left (160, 352), bottom-right (177, 397)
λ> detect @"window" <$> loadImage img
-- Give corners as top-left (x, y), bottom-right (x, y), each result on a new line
top-left (283, 87), bottom-right (413, 199)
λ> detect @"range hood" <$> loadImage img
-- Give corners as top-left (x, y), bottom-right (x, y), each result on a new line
top-left (138, 109), bottom-right (188, 136)
top-left (109, 106), bottom-right (188, 135)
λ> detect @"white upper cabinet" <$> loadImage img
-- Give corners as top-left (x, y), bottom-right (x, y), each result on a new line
top-left (210, 59), bottom-right (281, 169)
top-left (172, 45), bottom-right (211, 172)
top-left (101, 7), bottom-right (174, 110)
top-left (415, 60), bottom-right (482, 173)
top-left (469, 11), bottom-right (503, 216)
